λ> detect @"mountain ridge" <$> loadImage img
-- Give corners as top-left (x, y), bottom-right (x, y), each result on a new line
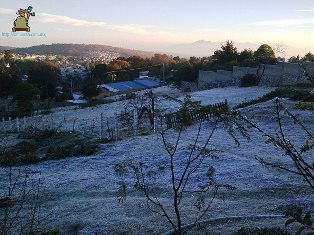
top-left (0, 41), bottom-right (308, 59)
top-left (5, 43), bottom-right (155, 58)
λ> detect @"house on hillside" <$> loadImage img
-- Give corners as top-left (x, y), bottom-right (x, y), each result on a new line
top-left (67, 93), bottom-right (87, 104)
top-left (139, 71), bottom-right (149, 79)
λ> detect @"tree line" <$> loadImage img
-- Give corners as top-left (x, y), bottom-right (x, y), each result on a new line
top-left (1, 41), bottom-right (314, 114)
top-left (89, 41), bottom-right (314, 86)
top-left (0, 50), bottom-right (60, 115)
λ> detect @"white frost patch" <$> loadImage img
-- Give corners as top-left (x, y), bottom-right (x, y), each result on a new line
top-left (0, 88), bottom-right (312, 234)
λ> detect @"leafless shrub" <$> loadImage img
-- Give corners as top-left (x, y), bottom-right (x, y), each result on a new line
top-left (0, 137), bottom-right (48, 234)
top-left (116, 111), bottom-right (241, 234)
top-left (124, 91), bottom-right (158, 129)
top-left (239, 99), bottom-right (313, 189)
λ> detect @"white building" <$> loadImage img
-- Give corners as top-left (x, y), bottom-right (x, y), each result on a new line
top-left (139, 71), bottom-right (149, 79)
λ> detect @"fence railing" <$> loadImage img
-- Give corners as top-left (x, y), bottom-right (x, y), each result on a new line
top-left (164, 99), bottom-right (228, 128)
top-left (0, 110), bottom-right (165, 140)
top-left (0, 100), bottom-right (229, 139)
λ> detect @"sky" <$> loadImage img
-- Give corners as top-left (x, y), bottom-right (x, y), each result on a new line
top-left (0, 0), bottom-right (314, 56)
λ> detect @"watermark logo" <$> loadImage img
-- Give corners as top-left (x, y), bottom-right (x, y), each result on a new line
top-left (2, 32), bottom-right (46, 37)
top-left (12, 6), bottom-right (35, 32)
top-left (1, 6), bottom-right (46, 37)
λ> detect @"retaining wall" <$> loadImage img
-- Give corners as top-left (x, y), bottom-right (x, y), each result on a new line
top-left (198, 70), bottom-right (233, 89)
top-left (198, 62), bottom-right (314, 88)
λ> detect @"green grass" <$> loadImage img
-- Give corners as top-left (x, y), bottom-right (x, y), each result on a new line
top-left (233, 227), bottom-right (290, 235)
top-left (294, 102), bottom-right (314, 110)
top-left (235, 88), bottom-right (292, 109)
top-left (235, 87), bottom-right (314, 109)
top-left (0, 129), bottom-right (100, 166)
top-left (80, 98), bottom-right (119, 108)
top-left (31, 229), bottom-right (62, 235)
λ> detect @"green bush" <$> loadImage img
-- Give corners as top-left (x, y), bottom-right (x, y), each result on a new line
top-left (15, 141), bottom-right (36, 154)
top-left (235, 88), bottom-right (291, 109)
top-left (175, 96), bottom-right (202, 127)
top-left (240, 74), bottom-right (258, 87)
top-left (80, 99), bottom-right (114, 108)
top-left (291, 90), bottom-right (314, 102)
top-left (46, 141), bottom-right (99, 160)
top-left (81, 142), bottom-right (99, 155)
top-left (19, 127), bottom-right (57, 141)
top-left (0, 152), bottom-right (39, 166)
top-left (294, 102), bottom-right (314, 110)
top-left (1, 129), bottom-right (100, 166)
top-left (31, 229), bottom-right (62, 235)
top-left (47, 145), bottom-right (72, 159)
top-left (20, 154), bottom-right (39, 164)
top-left (92, 138), bottom-right (115, 144)
top-left (236, 87), bottom-right (314, 109)
top-left (234, 227), bottom-right (290, 235)
top-left (0, 152), bottom-right (16, 166)
top-left (125, 92), bottom-right (136, 100)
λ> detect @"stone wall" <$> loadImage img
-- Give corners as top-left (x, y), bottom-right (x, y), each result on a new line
top-left (198, 70), bottom-right (233, 89)
top-left (198, 62), bottom-right (314, 89)
top-left (259, 64), bottom-right (284, 86)
top-left (180, 81), bottom-right (198, 92)
top-left (304, 63), bottom-right (314, 77)
top-left (233, 66), bottom-right (258, 86)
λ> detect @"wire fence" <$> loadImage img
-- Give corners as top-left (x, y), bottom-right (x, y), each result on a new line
top-left (0, 109), bottom-right (166, 140)
top-left (0, 100), bottom-right (229, 140)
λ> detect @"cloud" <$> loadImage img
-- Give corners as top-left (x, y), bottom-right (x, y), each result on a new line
top-left (0, 8), bottom-right (180, 43)
top-left (37, 13), bottom-right (157, 35)
top-left (249, 18), bottom-right (314, 27)
top-left (296, 9), bottom-right (314, 12)
top-left (0, 8), bottom-right (14, 14)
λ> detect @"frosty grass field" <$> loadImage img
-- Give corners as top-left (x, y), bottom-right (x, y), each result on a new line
top-left (1, 86), bottom-right (274, 136)
top-left (0, 86), bottom-right (313, 234)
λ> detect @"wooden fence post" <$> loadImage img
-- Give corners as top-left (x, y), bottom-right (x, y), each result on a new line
top-left (63, 115), bottom-right (66, 131)
top-left (83, 120), bottom-right (87, 135)
top-left (72, 119), bottom-right (76, 133)
top-left (23, 116), bottom-right (26, 131)
top-left (153, 115), bottom-right (156, 133)
top-left (91, 120), bottom-right (95, 136)
top-left (0, 118), bottom-right (3, 133)
top-left (9, 117), bottom-right (12, 131)
top-left (50, 114), bottom-right (54, 130)
top-left (115, 113), bottom-right (118, 142)
top-left (133, 108), bottom-right (138, 136)
top-left (16, 117), bottom-right (20, 132)
top-left (100, 113), bottom-right (104, 138)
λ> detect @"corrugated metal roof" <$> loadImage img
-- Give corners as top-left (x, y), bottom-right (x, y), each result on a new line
top-left (100, 79), bottom-right (160, 92)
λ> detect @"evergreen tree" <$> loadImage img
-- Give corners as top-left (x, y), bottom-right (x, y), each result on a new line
top-left (213, 40), bottom-right (239, 65)
top-left (254, 44), bottom-right (277, 64)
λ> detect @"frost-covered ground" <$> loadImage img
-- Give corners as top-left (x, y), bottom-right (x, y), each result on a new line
top-left (0, 86), bottom-right (274, 136)
top-left (0, 88), bottom-right (313, 234)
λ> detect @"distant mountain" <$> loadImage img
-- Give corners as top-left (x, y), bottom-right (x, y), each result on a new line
top-left (0, 46), bottom-right (15, 52)
top-left (2, 41), bottom-right (308, 59)
top-left (11, 43), bottom-right (155, 58)
top-left (163, 40), bottom-right (307, 58)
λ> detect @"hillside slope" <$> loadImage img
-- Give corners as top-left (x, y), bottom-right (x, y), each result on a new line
top-left (11, 43), bottom-right (155, 58)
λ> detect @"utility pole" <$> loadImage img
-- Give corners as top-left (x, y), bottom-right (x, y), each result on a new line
top-left (111, 73), bottom-right (116, 83)
top-left (162, 63), bottom-right (165, 82)
top-left (70, 78), bottom-right (73, 95)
